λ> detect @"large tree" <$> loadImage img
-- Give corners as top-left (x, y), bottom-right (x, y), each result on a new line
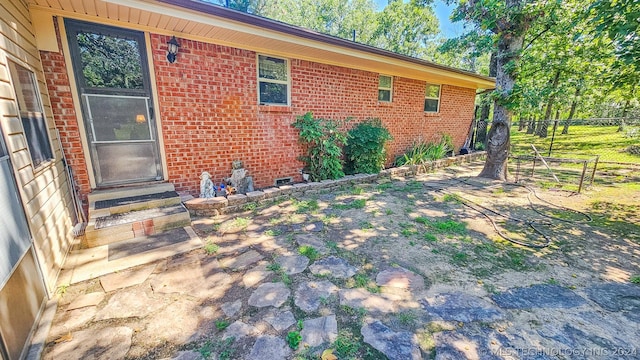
top-left (451, 0), bottom-right (547, 180)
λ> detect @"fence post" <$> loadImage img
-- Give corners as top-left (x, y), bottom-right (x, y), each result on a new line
top-left (590, 156), bottom-right (600, 186)
top-left (578, 160), bottom-right (588, 193)
top-left (548, 120), bottom-right (559, 156)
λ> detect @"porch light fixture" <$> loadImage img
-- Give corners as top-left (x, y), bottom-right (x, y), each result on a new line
top-left (166, 36), bottom-right (180, 63)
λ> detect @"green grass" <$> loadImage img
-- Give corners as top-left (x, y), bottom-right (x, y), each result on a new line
top-left (396, 310), bottom-right (419, 328)
top-left (264, 228), bottom-right (283, 237)
top-left (215, 320), bottom-right (229, 331)
top-left (294, 199), bottom-right (320, 214)
top-left (231, 217), bottom-right (250, 228)
top-left (298, 245), bottom-right (320, 261)
top-left (423, 233), bottom-right (438, 242)
top-left (415, 217), bottom-right (467, 234)
top-left (332, 330), bottom-right (361, 358)
top-left (198, 338), bottom-right (235, 360)
top-left (333, 198), bottom-right (367, 210)
top-left (511, 125), bottom-right (640, 163)
top-left (352, 186), bottom-right (364, 195)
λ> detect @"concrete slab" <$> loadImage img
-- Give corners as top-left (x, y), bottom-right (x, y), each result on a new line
top-left (100, 264), bottom-right (156, 292)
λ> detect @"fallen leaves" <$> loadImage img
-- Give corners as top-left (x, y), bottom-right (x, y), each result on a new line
top-left (321, 348), bottom-right (337, 360)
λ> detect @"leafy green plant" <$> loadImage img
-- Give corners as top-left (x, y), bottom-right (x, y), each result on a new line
top-left (286, 331), bottom-right (302, 349)
top-left (204, 241), bottom-right (220, 255)
top-left (298, 245), bottom-right (320, 261)
top-left (344, 118), bottom-right (392, 174)
top-left (394, 135), bottom-right (452, 166)
top-left (292, 112), bottom-right (348, 181)
top-left (294, 199), bottom-right (320, 214)
top-left (215, 320), bottom-right (229, 331)
top-left (264, 228), bottom-right (282, 237)
top-left (630, 275), bottom-right (640, 284)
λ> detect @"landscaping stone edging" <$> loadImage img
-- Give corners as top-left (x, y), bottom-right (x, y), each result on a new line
top-left (184, 152), bottom-right (487, 217)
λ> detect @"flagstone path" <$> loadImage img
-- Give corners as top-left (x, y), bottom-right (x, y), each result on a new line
top-left (40, 167), bottom-right (640, 360)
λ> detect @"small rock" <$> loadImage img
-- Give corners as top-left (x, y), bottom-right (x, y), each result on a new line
top-left (305, 222), bottom-right (324, 232)
top-left (243, 264), bottom-right (271, 288)
top-left (376, 267), bottom-right (425, 291)
top-left (275, 255), bottom-right (309, 275)
top-left (221, 250), bottom-right (264, 270)
top-left (491, 284), bottom-right (586, 309)
top-left (295, 281), bottom-right (338, 313)
top-left (361, 321), bottom-right (421, 360)
top-left (264, 311), bottom-right (297, 331)
top-left (248, 336), bottom-right (291, 360)
top-left (223, 321), bottom-right (259, 340)
top-left (421, 293), bottom-right (506, 322)
top-left (221, 300), bottom-right (242, 317)
top-left (248, 282), bottom-right (290, 308)
top-left (100, 264), bottom-right (155, 292)
top-left (309, 256), bottom-right (357, 279)
top-left (339, 288), bottom-right (395, 313)
top-left (67, 292), bottom-right (105, 310)
top-left (300, 315), bottom-right (338, 347)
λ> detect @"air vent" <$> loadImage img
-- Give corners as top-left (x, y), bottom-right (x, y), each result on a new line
top-left (275, 177), bottom-right (293, 187)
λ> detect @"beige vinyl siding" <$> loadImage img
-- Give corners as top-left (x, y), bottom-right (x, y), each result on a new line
top-left (1, 0), bottom-right (74, 294)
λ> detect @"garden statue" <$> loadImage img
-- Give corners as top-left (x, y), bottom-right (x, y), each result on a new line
top-left (199, 171), bottom-right (215, 198)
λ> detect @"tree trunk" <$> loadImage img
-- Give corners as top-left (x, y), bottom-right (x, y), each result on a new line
top-left (537, 69), bottom-right (561, 138)
top-left (518, 114), bottom-right (528, 131)
top-left (476, 53), bottom-right (497, 148)
top-left (562, 87), bottom-right (580, 134)
top-left (479, 33), bottom-right (525, 181)
top-left (527, 116), bottom-right (536, 134)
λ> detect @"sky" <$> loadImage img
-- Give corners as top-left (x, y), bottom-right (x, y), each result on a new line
top-left (374, 0), bottom-right (465, 39)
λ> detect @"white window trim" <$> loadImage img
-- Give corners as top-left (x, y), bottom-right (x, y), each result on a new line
top-left (424, 83), bottom-right (441, 113)
top-left (6, 57), bottom-right (56, 171)
top-left (256, 54), bottom-right (291, 106)
top-left (378, 74), bottom-right (393, 103)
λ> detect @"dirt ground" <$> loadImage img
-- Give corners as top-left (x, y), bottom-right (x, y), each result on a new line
top-left (42, 162), bottom-right (640, 360)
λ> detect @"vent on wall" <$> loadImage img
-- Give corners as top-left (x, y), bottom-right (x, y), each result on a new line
top-left (274, 177), bottom-right (293, 187)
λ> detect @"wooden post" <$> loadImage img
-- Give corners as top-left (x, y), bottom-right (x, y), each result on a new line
top-left (590, 156), bottom-right (600, 187)
top-left (578, 160), bottom-right (588, 193)
top-left (531, 145), bottom-right (559, 182)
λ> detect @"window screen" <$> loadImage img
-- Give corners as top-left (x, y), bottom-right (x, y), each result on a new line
top-left (8, 61), bottom-right (54, 167)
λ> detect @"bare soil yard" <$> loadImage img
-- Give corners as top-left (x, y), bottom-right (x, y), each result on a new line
top-left (43, 162), bottom-right (640, 360)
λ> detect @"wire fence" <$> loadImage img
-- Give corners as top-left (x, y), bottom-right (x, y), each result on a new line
top-left (468, 117), bottom-right (636, 166)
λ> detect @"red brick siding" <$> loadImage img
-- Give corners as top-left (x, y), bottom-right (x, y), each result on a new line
top-left (152, 34), bottom-right (475, 195)
top-left (39, 18), bottom-right (91, 201)
top-left (39, 26), bottom-right (477, 199)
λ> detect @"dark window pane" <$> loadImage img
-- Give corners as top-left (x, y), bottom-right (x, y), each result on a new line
top-left (259, 82), bottom-right (287, 104)
top-left (21, 113), bottom-right (53, 166)
top-left (77, 32), bottom-right (144, 89)
top-left (378, 89), bottom-right (391, 102)
top-left (258, 55), bottom-right (287, 81)
top-left (424, 99), bottom-right (439, 112)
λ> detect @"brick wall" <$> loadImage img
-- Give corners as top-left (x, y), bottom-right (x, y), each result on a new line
top-left (40, 27), bottom-right (477, 199)
top-left (151, 34), bottom-right (476, 196)
top-left (40, 18), bottom-right (91, 201)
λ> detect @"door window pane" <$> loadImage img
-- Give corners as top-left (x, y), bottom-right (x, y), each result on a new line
top-left (85, 95), bottom-right (151, 141)
top-left (77, 32), bottom-right (144, 89)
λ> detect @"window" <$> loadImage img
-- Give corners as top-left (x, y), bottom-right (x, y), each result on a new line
top-left (8, 61), bottom-right (54, 167)
top-left (257, 55), bottom-right (289, 105)
top-left (424, 83), bottom-right (440, 112)
top-left (378, 75), bottom-right (393, 102)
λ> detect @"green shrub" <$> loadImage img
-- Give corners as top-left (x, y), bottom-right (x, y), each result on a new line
top-left (345, 119), bottom-right (392, 174)
top-left (292, 112), bottom-right (348, 181)
top-left (395, 135), bottom-right (452, 166)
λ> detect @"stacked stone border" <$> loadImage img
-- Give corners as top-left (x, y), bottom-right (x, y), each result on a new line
top-left (185, 152), bottom-right (486, 216)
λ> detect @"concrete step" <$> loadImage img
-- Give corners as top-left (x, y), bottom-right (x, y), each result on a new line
top-left (89, 191), bottom-right (182, 220)
top-left (88, 182), bottom-right (175, 204)
top-left (85, 204), bottom-right (191, 248)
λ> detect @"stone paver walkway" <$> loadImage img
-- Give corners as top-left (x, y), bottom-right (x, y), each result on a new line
top-left (41, 170), bottom-right (640, 360)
